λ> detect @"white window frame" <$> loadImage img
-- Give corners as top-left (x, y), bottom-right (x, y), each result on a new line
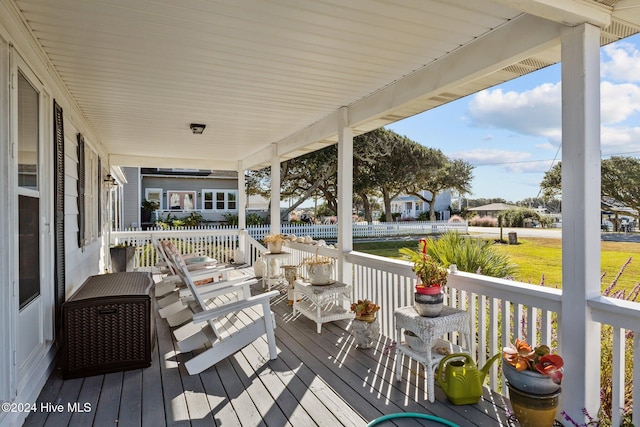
top-left (202, 189), bottom-right (238, 211)
top-left (167, 190), bottom-right (196, 211)
top-left (145, 188), bottom-right (163, 210)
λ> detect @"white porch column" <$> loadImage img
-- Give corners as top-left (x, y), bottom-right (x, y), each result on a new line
top-left (237, 167), bottom-right (247, 259)
top-left (560, 23), bottom-right (601, 422)
top-left (237, 167), bottom-right (246, 229)
top-left (270, 144), bottom-right (281, 234)
top-left (337, 107), bottom-right (353, 285)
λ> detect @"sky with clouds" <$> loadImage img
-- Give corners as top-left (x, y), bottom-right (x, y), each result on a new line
top-left (386, 33), bottom-right (640, 203)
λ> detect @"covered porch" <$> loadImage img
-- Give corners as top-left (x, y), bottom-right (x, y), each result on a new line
top-left (25, 277), bottom-right (512, 427)
top-left (2, 1), bottom-right (640, 426)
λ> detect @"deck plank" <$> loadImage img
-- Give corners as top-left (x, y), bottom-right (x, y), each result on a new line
top-left (24, 280), bottom-right (514, 427)
top-left (142, 320), bottom-right (167, 427)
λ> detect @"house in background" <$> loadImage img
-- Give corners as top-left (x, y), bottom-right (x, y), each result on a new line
top-left (467, 202), bottom-right (519, 218)
top-left (390, 190), bottom-right (452, 220)
top-left (121, 168), bottom-right (239, 229)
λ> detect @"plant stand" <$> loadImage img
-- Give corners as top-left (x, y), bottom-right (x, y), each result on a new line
top-left (351, 318), bottom-right (380, 349)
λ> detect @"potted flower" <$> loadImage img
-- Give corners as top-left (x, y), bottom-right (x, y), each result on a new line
top-left (399, 238), bottom-right (448, 317)
top-left (502, 339), bottom-right (564, 426)
top-left (502, 339), bottom-right (563, 393)
top-left (264, 233), bottom-right (286, 254)
top-left (350, 299), bottom-right (380, 323)
top-left (350, 299), bottom-right (380, 348)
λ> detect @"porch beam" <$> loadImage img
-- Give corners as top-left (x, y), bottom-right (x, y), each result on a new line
top-left (336, 108), bottom-right (353, 285)
top-left (109, 154), bottom-right (238, 171)
top-left (560, 22), bottom-right (601, 423)
top-left (240, 14), bottom-right (565, 171)
top-left (490, 0), bottom-right (611, 27)
top-left (270, 144), bottom-right (281, 234)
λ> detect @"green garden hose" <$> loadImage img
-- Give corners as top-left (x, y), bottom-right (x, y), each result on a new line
top-left (366, 412), bottom-right (460, 427)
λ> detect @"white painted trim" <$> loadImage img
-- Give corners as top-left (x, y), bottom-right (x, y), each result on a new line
top-left (337, 108), bottom-right (353, 285)
top-left (0, 33), bottom-right (13, 405)
top-left (109, 154), bottom-right (238, 170)
top-left (237, 167), bottom-right (246, 230)
top-left (490, 0), bottom-right (611, 27)
top-left (270, 144), bottom-right (280, 234)
top-left (560, 22), bottom-right (602, 423)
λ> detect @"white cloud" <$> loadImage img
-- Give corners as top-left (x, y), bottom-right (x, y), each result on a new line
top-left (468, 83), bottom-right (561, 139)
top-left (602, 42), bottom-right (640, 83)
top-left (468, 81), bottom-right (640, 142)
top-left (601, 126), bottom-right (640, 153)
top-left (450, 148), bottom-right (556, 174)
top-left (601, 81), bottom-right (640, 124)
top-left (535, 142), bottom-right (556, 151)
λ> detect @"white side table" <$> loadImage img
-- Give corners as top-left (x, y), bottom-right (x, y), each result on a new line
top-left (293, 279), bottom-right (354, 333)
top-left (262, 251), bottom-right (291, 291)
top-left (394, 305), bottom-right (470, 402)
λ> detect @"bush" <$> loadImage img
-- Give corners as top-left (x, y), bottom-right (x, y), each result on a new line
top-left (423, 231), bottom-right (517, 278)
top-left (469, 216), bottom-right (497, 227)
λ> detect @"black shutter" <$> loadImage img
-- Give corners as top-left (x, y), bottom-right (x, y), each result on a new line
top-left (53, 100), bottom-right (65, 337)
top-left (77, 133), bottom-right (85, 248)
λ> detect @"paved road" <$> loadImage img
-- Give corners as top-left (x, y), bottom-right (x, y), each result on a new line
top-left (468, 226), bottom-right (640, 243)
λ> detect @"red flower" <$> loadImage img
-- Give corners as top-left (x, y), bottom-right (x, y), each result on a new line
top-left (535, 354), bottom-right (564, 384)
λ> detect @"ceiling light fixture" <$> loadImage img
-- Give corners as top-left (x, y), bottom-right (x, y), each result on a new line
top-left (190, 123), bottom-right (206, 134)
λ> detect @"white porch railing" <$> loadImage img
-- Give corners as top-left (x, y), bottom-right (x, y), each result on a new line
top-left (110, 228), bottom-right (639, 424)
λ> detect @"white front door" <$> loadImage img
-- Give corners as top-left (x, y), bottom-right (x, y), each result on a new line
top-left (13, 54), bottom-right (52, 392)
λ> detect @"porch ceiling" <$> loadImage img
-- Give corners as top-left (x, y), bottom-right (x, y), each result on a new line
top-left (8, 0), bottom-right (640, 171)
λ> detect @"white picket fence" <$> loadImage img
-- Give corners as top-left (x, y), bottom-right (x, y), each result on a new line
top-left (124, 220), bottom-right (467, 240)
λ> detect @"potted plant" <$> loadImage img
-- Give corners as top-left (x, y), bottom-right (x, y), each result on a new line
top-left (350, 299), bottom-right (380, 348)
top-left (302, 252), bottom-right (334, 285)
top-left (350, 299), bottom-right (380, 323)
top-left (399, 238), bottom-right (448, 317)
top-left (264, 233), bottom-right (286, 254)
top-left (502, 339), bottom-right (564, 426)
top-left (141, 199), bottom-right (159, 226)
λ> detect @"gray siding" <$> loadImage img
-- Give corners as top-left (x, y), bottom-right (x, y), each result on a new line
top-left (122, 167), bottom-right (141, 228)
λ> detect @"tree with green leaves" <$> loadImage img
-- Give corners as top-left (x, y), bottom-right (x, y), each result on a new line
top-left (407, 154), bottom-right (473, 220)
top-left (540, 156), bottom-right (640, 222)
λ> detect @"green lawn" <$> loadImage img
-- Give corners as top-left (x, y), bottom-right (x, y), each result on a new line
top-left (353, 237), bottom-right (640, 294)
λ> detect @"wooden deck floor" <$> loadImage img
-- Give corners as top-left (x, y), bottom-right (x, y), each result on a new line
top-left (25, 281), bottom-right (516, 427)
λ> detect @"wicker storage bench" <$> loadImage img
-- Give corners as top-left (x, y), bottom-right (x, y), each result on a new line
top-left (62, 272), bottom-right (155, 379)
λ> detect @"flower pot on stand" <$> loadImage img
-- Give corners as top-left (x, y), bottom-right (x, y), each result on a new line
top-left (414, 285), bottom-right (444, 317)
top-left (267, 240), bottom-right (283, 254)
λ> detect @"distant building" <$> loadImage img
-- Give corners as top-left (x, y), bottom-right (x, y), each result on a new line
top-left (121, 167), bottom-right (239, 228)
top-left (390, 190), bottom-right (452, 220)
top-left (467, 203), bottom-right (519, 218)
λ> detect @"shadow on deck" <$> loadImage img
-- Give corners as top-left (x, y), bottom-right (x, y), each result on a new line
top-left (25, 281), bottom-right (515, 426)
